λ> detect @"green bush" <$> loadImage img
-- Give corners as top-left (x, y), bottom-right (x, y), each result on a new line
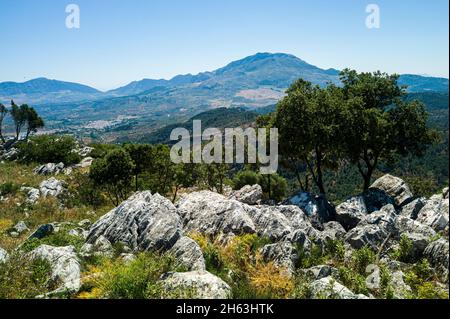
top-left (391, 235), bottom-right (414, 263)
top-left (83, 253), bottom-right (186, 299)
top-left (233, 170), bottom-right (288, 202)
top-left (20, 231), bottom-right (85, 253)
top-left (0, 254), bottom-right (54, 299)
top-left (17, 135), bottom-right (81, 165)
top-left (0, 182), bottom-right (20, 196)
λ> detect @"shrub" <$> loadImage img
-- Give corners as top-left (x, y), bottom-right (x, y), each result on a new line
top-left (17, 135), bottom-right (81, 165)
top-left (78, 253), bottom-right (184, 299)
top-left (20, 231), bottom-right (85, 253)
top-left (351, 246), bottom-right (376, 274)
top-left (0, 182), bottom-right (20, 196)
top-left (0, 254), bottom-right (54, 299)
top-left (391, 235), bottom-right (414, 263)
top-left (232, 170), bottom-right (288, 201)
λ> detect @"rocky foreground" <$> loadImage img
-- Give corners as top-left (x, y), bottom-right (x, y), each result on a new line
top-left (0, 174), bottom-right (449, 299)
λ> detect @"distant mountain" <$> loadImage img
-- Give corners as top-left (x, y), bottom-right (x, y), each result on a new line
top-left (3, 53), bottom-right (449, 129)
top-left (0, 77), bottom-right (103, 105)
top-left (398, 74), bottom-right (449, 93)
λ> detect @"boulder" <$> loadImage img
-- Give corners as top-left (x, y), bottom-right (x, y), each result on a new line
top-left (424, 239), bottom-right (449, 280)
top-left (284, 192), bottom-right (335, 223)
top-left (2, 147), bottom-right (19, 160)
top-left (80, 235), bottom-right (114, 258)
top-left (229, 184), bottom-right (263, 205)
top-left (245, 205), bottom-right (292, 241)
top-left (362, 188), bottom-right (396, 213)
top-left (39, 178), bottom-right (67, 198)
top-left (286, 229), bottom-right (311, 251)
top-left (335, 196), bottom-right (367, 230)
top-left (259, 241), bottom-right (298, 275)
top-left (416, 197), bottom-right (449, 232)
top-left (77, 157), bottom-right (93, 168)
top-left (21, 187), bottom-right (40, 204)
top-left (309, 276), bottom-right (368, 299)
top-left (161, 271), bottom-right (231, 299)
top-left (28, 223), bottom-right (55, 240)
top-left (33, 162), bottom-right (65, 175)
top-left (345, 224), bottom-right (386, 250)
top-left (359, 204), bottom-right (397, 234)
top-left (401, 232), bottom-right (430, 261)
top-left (400, 197), bottom-right (427, 220)
top-left (303, 265), bottom-right (339, 280)
top-left (322, 221), bottom-right (347, 240)
top-left (86, 191), bottom-right (181, 252)
top-left (176, 190), bottom-right (255, 236)
top-left (370, 174), bottom-right (413, 206)
top-left (29, 245), bottom-right (81, 294)
top-left (75, 146), bottom-right (94, 157)
top-left (395, 216), bottom-right (436, 239)
top-left (0, 247), bottom-right (8, 263)
top-left (169, 236), bottom-right (206, 271)
top-left (11, 221), bottom-right (29, 235)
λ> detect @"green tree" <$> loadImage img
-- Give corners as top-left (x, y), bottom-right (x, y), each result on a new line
top-left (340, 69), bottom-right (437, 190)
top-left (0, 103), bottom-right (8, 143)
top-left (273, 80), bottom-right (350, 195)
top-left (25, 107), bottom-right (44, 140)
top-left (89, 148), bottom-right (135, 206)
top-left (10, 101), bottom-right (29, 140)
top-left (124, 143), bottom-right (154, 191)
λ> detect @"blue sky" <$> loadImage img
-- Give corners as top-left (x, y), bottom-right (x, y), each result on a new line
top-left (0, 0), bottom-right (448, 91)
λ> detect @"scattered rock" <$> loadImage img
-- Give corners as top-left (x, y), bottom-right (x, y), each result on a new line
top-left (80, 235), bottom-right (114, 258)
top-left (176, 190), bottom-right (255, 236)
top-left (424, 239), bottom-right (449, 280)
top-left (395, 216), bottom-right (436, 239)
top-left (77, 219), bottom-right (91, 229)
top-left (33, 162), bottom-right (65, 175)
top-left (400, 197), bottom-right (427, 220)
top-left (260, 241), bottom-right (298, 275)
top-left (362, 188), bottom-right (396, 213)
top-left (21, 187), bottom-right (40, 204)
top-left (161, 271), bottom-right (231, 299)
top-left (39, 178), bottom-right (67, 198)
top-left (0, 247), bottom-right (8, 263)
top-left (87, 191), bottom-right (182, 252)
top-left (284, 192), bottom-right (335, 223)
top-left (11, 221), bottom-right (29, 235)
top-left (345, 224), bottom-right (386, 250)
top-left (75, 146), bottom-right (94, 157)
top-left (169, 236), bottom-right (206, 271)
top-left (229, 184), bottom-right (263, 205)
top-left (336, 196), bottom-right (367, 230)
top-left (416, 196), bottom-right (449, 232)
top-left (28, 223), bottom-right (55, 240)
top-left (304, 265), bottom-right (338, 280)
top-left (77, 157), bottom-right (93, 168)
top-left (29, 245), bottom-right (81, 295)
top-left (309, 276), bottom-right (368, 299)
top-left (286, 229), bottom-right (311, 251)
top-left (370, 174), bottom-right (413, 206)
top-left (245, 205), bottom-right (292, 241)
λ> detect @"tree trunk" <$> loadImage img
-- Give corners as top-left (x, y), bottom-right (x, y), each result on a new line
top-left (315, 147), bottom-right (326, 195)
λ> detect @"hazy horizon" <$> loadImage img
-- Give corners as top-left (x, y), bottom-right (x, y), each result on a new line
top-left (1, 0), bottom-right (448, 91)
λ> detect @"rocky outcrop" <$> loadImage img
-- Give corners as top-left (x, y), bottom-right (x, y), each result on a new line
top-left (80, 235), bottom-right (114, 258)
top-left (161, 271), bottom-right (231, 299)
top-left (260, 241), bottom-right (298, 275)
top-left (335, 196), bottom-right (367, 230)
top-left (33, 163), bottom-right (65, 176)
top-left (39, 178), bottom-right (67, 198)
top-left (29, 245), bottom-right (81, 295)
top-left (21, 187), bottom-right (40, 204)
top-left (309, 276), bottom-right (368, 299)
top-left (424, 239), bottom-right (449, 280)
top-left (345, 224), bottom-right (386, 250)
top-left (303, 265), bottom-right (339, 280)
top-left (416, 196), bottom-right (449, 232)
top-left (370, 174), bottom-right (413, 206)
top-left (169, 236), bottom-right (206, 271)
top-left (86, 191), bottom-right (182, 252)
top-left (400, 197), bottom-right (427, 220)
top-left (176, 191), bottom-right (255, 236)
top-left (245, 205), bottom-right (292, 241)
top-left (284, 192), bottom-right (335, 223)
top-left (229, 184), bottom-right (263, 205)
